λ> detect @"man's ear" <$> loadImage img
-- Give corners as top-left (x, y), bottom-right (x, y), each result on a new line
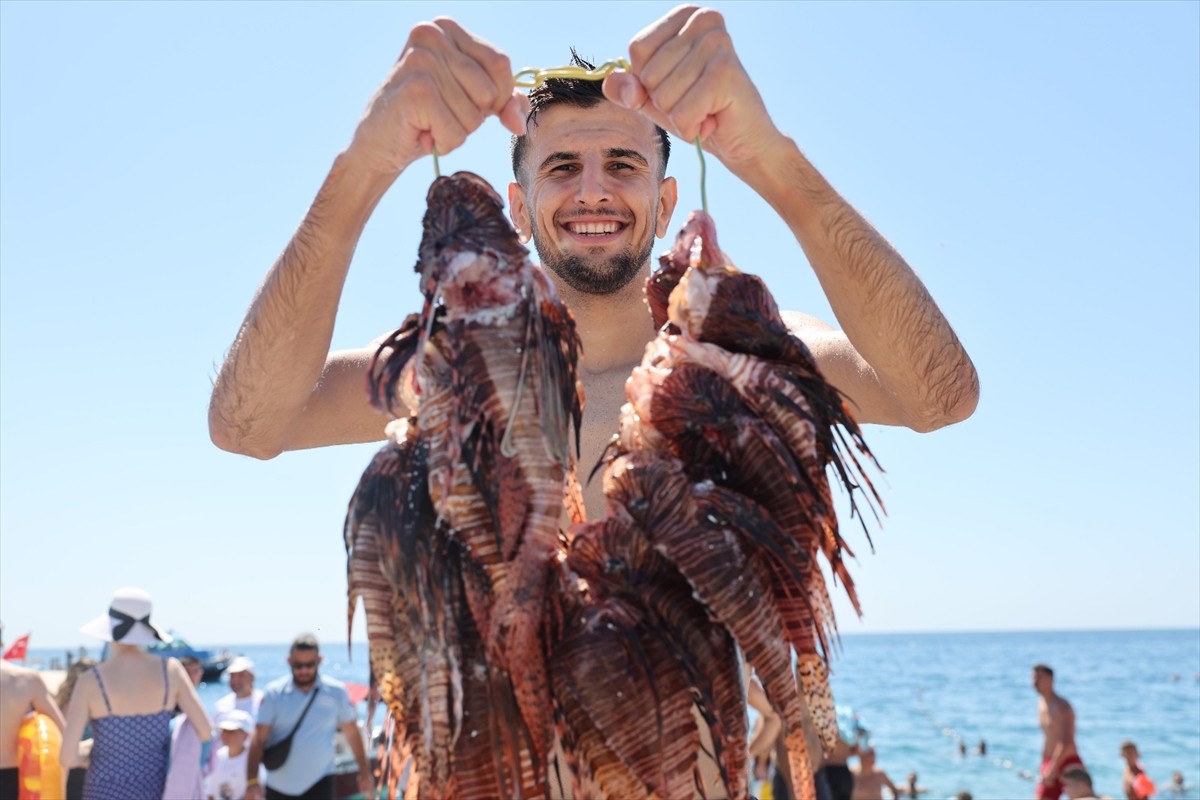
top-left (656, 176), bottom-right (678, 238)
top-left (508, 181), bottom-right (531, 244)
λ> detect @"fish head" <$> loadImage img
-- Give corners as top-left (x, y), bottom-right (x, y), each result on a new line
top-left (416, 171), bottom-right (530, 306)
top-left (659, 211), bottom-right (785, 353)
top-left (646, 210), bottom-right (718, 328)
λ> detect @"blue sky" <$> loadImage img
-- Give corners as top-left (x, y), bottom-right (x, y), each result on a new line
top-left (1, 1), bottom-right (1197, 650)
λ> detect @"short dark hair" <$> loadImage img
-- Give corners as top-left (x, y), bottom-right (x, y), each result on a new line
top-left (511, 49), bottom-right (671, 184)
top-left (1033, 663), bottom-right (1054, 678)
top-left (1062, 766), bottom-right (1092, 788)
top-left (291, 633), bottom-right (319, 653)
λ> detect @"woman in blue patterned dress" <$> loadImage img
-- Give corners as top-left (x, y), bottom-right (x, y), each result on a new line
top-left (61, 587), bottom-right (212, 799)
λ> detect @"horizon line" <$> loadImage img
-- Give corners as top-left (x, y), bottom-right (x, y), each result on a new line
top-left (15, 624), bottom-right (1199, 653)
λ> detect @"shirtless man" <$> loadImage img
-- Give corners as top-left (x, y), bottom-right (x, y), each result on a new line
top-left (851, 747), bottom-right (900, 800)
top-left (207, 5), bottom-right (979, 519)
top-left (208, 6), bottom-right (979, 797)
top-left (0, 657), bottom-right (67, 798)
top-left (1033, 663), bottom-right (1084, 800)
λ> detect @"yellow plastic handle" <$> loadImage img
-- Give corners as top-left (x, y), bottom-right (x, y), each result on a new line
top-left (513, 58), bottom-right (631, 89)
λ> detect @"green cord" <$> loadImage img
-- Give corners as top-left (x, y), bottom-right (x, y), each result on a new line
top-left (695, 136), bottom-right (707, 214)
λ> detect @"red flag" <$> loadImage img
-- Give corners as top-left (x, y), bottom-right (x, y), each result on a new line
top-left (345, 681), bottom-right (371, 706)
top-left (2, 633), bottom-right (29, 661)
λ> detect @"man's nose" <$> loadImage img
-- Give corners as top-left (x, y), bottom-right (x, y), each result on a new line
top-left (575, 161), bottom-right (612, 206)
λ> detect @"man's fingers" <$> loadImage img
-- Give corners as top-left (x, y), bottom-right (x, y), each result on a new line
top-left (394, 32), bottom-right (476, 118)
top-left (634, 8), bottom-right (725, 95)
top-left (406, 22), bottom-right (502, 134)
top-left (640, 23), bottom-right (730, 122)
top-left (602, 72), bottom-right (648, 111)
top-left (391, 48), bottom-right (474, 154)
top-left (618, 6), bottom-right (737, 142)
top-left (498, 90), bottom-right (530, 136)
top-left (663, 58), bottom-right (734, 142)
top-left (603, 72), bottom-right (679, 137)
top-left (433, 17), bottom-right (515, 116)
top-left (627, 4), bottom-right (699, 71)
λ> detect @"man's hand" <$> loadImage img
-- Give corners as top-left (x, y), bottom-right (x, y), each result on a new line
top-left (346, 18), bottom-right (530, 179)
top-left (603, 5), bottom-right (781, 170)
top-left (244, 783), bottom-right (264, 800)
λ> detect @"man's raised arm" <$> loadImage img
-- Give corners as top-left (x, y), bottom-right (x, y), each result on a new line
top-left (606, 5), bottom-right (979, 431)
top-left (209, 19), bottom-right (530, 458)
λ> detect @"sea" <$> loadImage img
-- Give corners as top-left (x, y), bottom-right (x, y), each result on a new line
top-left (27, 628), bottom-right (1200, 800)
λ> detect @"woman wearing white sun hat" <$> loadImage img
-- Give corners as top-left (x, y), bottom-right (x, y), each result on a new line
top-left (60, 587), bottom-right (212, 800)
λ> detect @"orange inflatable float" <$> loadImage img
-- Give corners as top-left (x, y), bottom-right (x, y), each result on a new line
top-left (17, 712), bottom-right (64, 800)
top-left (1132, 772), bottom-right (1157, 799)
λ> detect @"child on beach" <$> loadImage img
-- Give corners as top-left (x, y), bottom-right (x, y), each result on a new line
top-left (206, 710), bottom-right (263, 800)
top-left (1061, 765), bottom-right (1101, 800)
top-left (1120, 741), bottom-right (1156, 800)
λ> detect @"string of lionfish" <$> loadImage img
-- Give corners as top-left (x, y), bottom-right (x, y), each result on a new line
top-left (345, 170), bottom-right (883, 800)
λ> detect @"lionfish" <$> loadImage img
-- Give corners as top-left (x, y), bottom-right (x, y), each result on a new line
top-left (345, 172), bottom-right (881, 800)
top-left (567, 210), bottom-right (883, 799)
top-left (345, 171), bottom-right (583, 798)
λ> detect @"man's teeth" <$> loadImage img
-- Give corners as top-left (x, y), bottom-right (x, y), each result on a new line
top-left (569, 222), bottom-right (619, 234)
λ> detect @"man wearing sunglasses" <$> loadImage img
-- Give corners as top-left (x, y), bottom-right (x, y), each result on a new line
top-left (246, 634), bottom-right (372, 800)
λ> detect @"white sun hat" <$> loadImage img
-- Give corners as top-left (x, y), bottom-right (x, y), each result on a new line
top-left (223, 656), bottom-right (255, 677)
top-left (218, 709), bottom-right (256, 735)
top-left (79, 587), bottom-right (173, 646)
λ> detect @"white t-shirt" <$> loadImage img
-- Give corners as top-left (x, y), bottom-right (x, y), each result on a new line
top-left (206, 746), bottom-right (266, 800)
top-left (213, 689), bottom-right (264, 725)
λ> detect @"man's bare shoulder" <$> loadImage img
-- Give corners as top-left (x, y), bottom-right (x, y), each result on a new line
top-left (780, 309), bottom-right (854, 365)
top-left (0, 661), bottom-right (45, 698)
top-left (781, 309), bottom-right (835, 336)
top-left (1050, 693), bottom-right (1075, 714)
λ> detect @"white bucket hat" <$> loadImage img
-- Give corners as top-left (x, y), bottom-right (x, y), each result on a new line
top-left (218, 709), bottom-right (256, 735)
top-left (79, 587), bottom-right (173, 646)
top-left (223, 656), bottom-right (255, 677)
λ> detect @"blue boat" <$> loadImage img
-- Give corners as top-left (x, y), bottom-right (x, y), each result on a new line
top-left (147, 634), bottom-right (231, 681)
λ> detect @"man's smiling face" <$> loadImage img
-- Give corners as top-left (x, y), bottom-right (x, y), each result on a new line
top-left (510, 102), bottom-right (677, 296)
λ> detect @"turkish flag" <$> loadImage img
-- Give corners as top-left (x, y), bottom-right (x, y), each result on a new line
top-left (345, 681), bottom-right (371, 706)
top-left (2, 633), bottom-right (29, 661)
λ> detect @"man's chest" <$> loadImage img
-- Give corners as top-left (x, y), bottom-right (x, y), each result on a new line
top-left (577, 370), bottom-right (635, 520)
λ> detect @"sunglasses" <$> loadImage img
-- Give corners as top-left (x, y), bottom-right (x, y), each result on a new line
top-left (290, 660), bottom-right (318, 670)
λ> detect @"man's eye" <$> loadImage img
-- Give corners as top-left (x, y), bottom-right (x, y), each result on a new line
top-left (551, 164), bottom-right (577, 173)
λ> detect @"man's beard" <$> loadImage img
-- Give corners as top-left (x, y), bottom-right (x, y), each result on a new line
top-left (533, 234), bottom-right (653, 296)
top-left (293, 671), bottom-right (317, 689)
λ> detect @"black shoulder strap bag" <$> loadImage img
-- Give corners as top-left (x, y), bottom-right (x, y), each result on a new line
top-left (261, 685), bottom-right (319, 771)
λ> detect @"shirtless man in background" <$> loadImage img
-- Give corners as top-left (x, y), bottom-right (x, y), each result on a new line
top-left (1033, 663), bottom-right (1084, 800)
top-left (851, 746), bottom-right (901, 800)
top-left (0, 657), bottom-right (67, 798)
